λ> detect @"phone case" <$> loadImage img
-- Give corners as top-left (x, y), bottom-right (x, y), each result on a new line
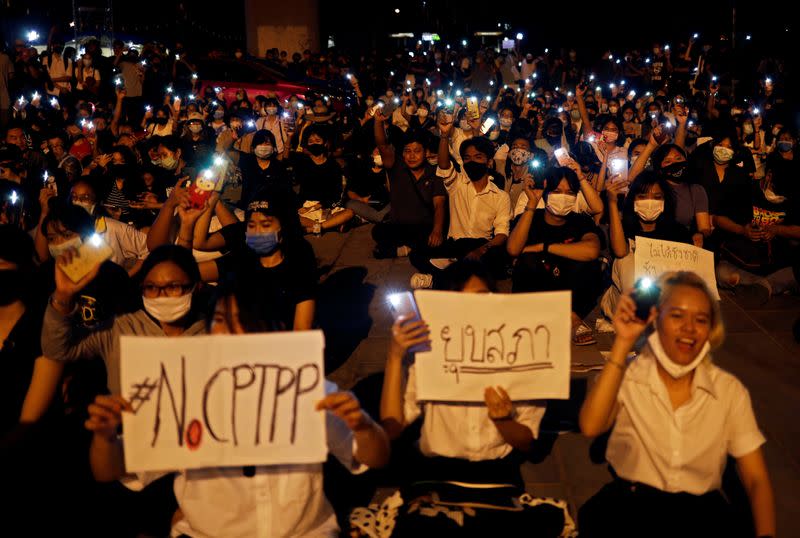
top-left (466, 98), bottom-right (480, 121)
top-left (554, 149), bottom-right (570, 167)
top-left (61, 240), bottom-right (113, 283)
top-left (388, 292), bottom-right (430, 353)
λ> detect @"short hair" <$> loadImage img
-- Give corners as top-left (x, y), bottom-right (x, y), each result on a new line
top-left (628, 138), bottom-right (648, 159)
top-left (459, 136), bottom-right (496, 160)
top-left (302, 124), bottom-right (329, 146)
top-left (442, 259), bottom-right (497, 292)
top-left (207, 272), bottom-right (286, 333)
top-left (137, 245), bottom-right (201, 288)
top-left (651, 144), bottom-right (687, 170)
top-left (157, 135), bottom-right (182, 154)
top-left (252, 129), bottom-right (277, 147)
top-left (656, 271), bottom-right (725, 350)
top-left (41, 201), bottom-right (96, 239)
top-left (543, 166), bottom-right (580, 196)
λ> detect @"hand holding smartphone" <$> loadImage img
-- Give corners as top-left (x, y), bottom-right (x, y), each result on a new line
top-left (387, 292), bottom-right (431, 353)
top-left (554, 147), bottom-right (571, 167)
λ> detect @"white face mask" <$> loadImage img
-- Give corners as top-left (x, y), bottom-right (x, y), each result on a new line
top-left (372, 154), bottom-right (383, 168)
top-left (546, 193), bottom-right (576, 216)
top-left (509, 148), bottom-right (532, 166)
top-left (648, 331), bottom-right (710, 379)
top-left (142, 293), bottom-right (193, 323)
top-left (265, 107), bottom-right (278, 116)
top-left (712, 145), bottom-right (735, 164)
top-left (49, 235), bottom-right (82, 258)
top-left (634, 199), bottom-right (665, 222)
top-left (254, 144), bottom-right (274, 159)
top-left (188, 124), bottom-right (203, 134)
top-left (499, 117), bottom-right (513, 128)
top-left (73, 200), bottom-right (96, 215)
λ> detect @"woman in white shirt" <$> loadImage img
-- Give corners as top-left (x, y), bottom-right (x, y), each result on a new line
top-left (381, 259), bottom-right (546, 487)
top-left (84, 274), bottom-right (390, 538)
top-left (579, 271), bottom-right (775, 537)
top-left (76, 52), bottom-right (101, 95)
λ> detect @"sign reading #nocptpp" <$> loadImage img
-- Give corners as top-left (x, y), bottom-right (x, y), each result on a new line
top-left (120, 332), bottom-right (327, 473)
top-left (634, 236), bottom-right (720, 300)
top-left (413, 290), bottom-right (572, 403)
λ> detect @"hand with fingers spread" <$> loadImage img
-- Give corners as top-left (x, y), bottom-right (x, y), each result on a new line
top-left (484, 386), bottom-right (514, 419)
top-left (316, 392), bottom-right (371, 432)
top-left (605, 175), bottom-right (628, 199)
top-left (389, 316), bottom-right (431, 359)
top-left (85, 395), bottom-right (133, 442)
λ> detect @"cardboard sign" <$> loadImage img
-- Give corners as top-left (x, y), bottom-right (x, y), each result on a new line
top-left (120, 332), bottom-right (327, 472)
top-left (634, 236), bottom-right (720, 300)
top-left (412, 291), bottom-right (572, 402)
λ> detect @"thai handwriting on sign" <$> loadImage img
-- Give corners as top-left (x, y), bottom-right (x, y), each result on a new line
top-left (647, 242), bottom-right (699, 264)
top-left (127, 356), bottom-right (320, 450)
top-left (439, 324), bottom-right (553, 383)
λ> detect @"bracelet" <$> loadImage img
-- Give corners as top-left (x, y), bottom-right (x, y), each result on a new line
top-left (524, 206), bottom-right (536, 213)
top-left (491, 412), bottom-right (515, 422)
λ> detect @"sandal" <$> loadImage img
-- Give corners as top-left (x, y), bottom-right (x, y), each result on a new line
top-left (573, 321), bottom-right (597, 346)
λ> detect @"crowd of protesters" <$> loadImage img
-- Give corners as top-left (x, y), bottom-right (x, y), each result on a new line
top-left (0, 23), bottom-right (794, 537)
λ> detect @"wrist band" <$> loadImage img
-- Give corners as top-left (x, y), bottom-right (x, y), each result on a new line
top-left (491, 413), bottom-right (515, 422)
top-left (607, 359), bottom-right (627, 371)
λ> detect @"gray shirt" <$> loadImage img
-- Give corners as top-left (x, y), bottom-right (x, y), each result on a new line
top-left (42, 305), bottom-right (206, 394)
top-left (670, 183), bottom-right (709, 230)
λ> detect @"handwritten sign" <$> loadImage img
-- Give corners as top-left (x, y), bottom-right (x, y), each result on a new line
top-left (120, 332), bottom-right (327, 473)
top-left (634, 236), bottom-right (720, 300)
top-left (413, 291), bottom-right (571, 402)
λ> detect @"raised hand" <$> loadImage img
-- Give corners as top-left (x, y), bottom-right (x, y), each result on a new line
top-left (389, 316), bottom-right (431, 358)
top-left (85, 395), bottom-right (132, 441)
top-left (316, 392), bottom-right (371, 431)
top-left (613, 294), bottom-right (655, 344)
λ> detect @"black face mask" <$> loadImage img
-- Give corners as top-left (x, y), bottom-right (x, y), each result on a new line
top-left (660, 161), bottom-right (689, 181)
top-left (463, 161), bottom-right (488, 182)
top-left (307, 143), bottom-right (326, 156)
top-left (0, 270), bottom-right (23, 305)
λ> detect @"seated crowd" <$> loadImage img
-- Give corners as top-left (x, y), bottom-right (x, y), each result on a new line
top-left (0, 32), bottom-right (794, 537)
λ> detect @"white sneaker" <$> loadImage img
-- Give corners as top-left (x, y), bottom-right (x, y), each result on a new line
top-left (396, 245), bottom-right (411, 257)
top-left (410, 273), bottom-right (433, 289)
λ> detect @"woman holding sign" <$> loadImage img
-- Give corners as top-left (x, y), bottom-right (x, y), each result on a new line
top-left (579, 271), bottom-right (776, 537)
top-left (599, 170), bottom-right (692, 320)
top-left (84, 274), bottom-right (389, 538)
top-left (381, 260), bottom-right (547, 487)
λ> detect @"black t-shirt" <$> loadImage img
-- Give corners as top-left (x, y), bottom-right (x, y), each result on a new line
top-left (215, 223), bottom-right (317, 329)
top-left (238, 154), bottom-right (294, 207)
top-left (526, 209), bottom-right (600, 247)
top-left (0, 306), bottom-right (43, 438)
top-left (387, 162), bottom-right (446, 225)
top-left (294, 155), bottom-right (344, 208)
top-left (697, 158), bottom-right (752, 217)
top-left (347, 161), bottom-right (389, 205)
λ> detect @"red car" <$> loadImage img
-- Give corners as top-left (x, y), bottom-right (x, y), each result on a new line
top-left (195, 58), bottom-right (346, 111)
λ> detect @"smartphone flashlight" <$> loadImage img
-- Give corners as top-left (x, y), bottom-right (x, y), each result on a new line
top-left (531, 159), bottom-right (541, 169)
top-left (167, 85), bottom-right (174, 93)
top-left (712, 76), bottom-right (718, 82)
top-left (693, 33), bottom-right (699, 39)
top-left (595, 86), bottom-right (602, 92)
top-left (114, 77), bottom-right (122, 86)
top-left (611, 159), bottom-right (626, 172)
top-left (765, 77), bottom-right (772, 85)
top-left (589, 74), bottom-right (595, 81)
top-left (89, 233), bottom-right (103, 247)
top-left (456, 90), bottom-right (463, 96)
top-left (346, 73), bottom-right (352, 80)
top-left (43, 170), bottom-right (49, 184)
top-left (10, 190), bottom-right (19, 205)
top-left (175, 54), bottom-right (180, 60)
top-left (145, 105), bottom-right (152, 111)
top-left (753, 107), bottom-right (760, 115)
top-left (50, 97), bottom-right (58, 107)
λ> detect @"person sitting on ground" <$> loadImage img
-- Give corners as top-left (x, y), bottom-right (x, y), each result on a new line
top-left (600, 171), bottom-right (693, 320)
top-left (83, 273), bottom-right (389, 538)
top-left (294, 125), bottom-right (354, 233)
top-left (507, 167), bottom-right (602, 345)
top-left (407, 117), bottom-right (511, 290)
top-left (579, 271), bottom-right (776, 538)
top-left (371, 109), bottom-right (446, 259)
top-left (344, 147), bottom-right (391, 224)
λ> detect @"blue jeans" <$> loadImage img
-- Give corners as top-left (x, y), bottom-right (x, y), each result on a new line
top-left (345, 199), bottom-right (390, 223)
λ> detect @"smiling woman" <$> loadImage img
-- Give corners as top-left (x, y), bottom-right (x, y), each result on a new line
top-left (578, 271), bottom-right (775, 537)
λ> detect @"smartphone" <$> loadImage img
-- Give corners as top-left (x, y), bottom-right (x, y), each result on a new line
top-left (554, 147), bottom-right (570, 167)
top-left (387, 292), bottom-right (430, 353)
top-left (59, 234), bottom-right (113, 283)
top-left (631, 277), bottom-right (661, 320)
top-left (479, 117), bottom-right (495, 135)
top-left (43, 171), bottom-right (57, 196)
top-left (466, 97), bottom-right (480, 120)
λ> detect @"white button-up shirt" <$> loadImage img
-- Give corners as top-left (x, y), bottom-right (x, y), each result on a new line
top-left (128, 381), bottom-right (366, 538)
top-left (99, 217), bottom-right (149, 266)
top-left (607, 351), bottom-right (765, 495)
top-left (437, 166), bottom-right (511, 240)
top-left (404, 364), bottom-right (546, 461)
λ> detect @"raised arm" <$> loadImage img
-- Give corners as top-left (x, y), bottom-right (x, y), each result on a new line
top-left (579, 295), bottom-right (654, 437)
top-left (606, 181), bottom-right (629, 258)
top-left (146, 179), bottom-right (187, 251)
top-left (373, 109), bottom-right (395, 169)
top-left (507, 180), bottom-right (541, 257)
top-left (629, 126), bottom-right (664, 182)
top-left (575, 83), bottom-right (593, 138)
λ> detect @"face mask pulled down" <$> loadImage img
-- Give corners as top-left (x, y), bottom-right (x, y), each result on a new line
top-left (647, 331), bottom-right (711, 379)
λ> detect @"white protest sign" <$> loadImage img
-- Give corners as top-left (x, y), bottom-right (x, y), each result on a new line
top-left (120, 331), bottom-right (327, 473)
top-left (413, 290), bottom-right (571, 402)
top-left (634, 236), bottom-right (720, 300)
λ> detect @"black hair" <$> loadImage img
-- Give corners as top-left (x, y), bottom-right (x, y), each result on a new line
top-left (252, 129), bottom-right (277, 147)
top-left (111, 145), bottom-right (137, 165)
top-left (41, 201), bottom-right (95, 239)
top-left (157, 135), bottom-right (182, 154)
top-left (572, 141), bottom-right (601, 173)
top-left (596, 115), bottom-right (625, 147)
top-left (302, 124), bottom-right (329, 146)
top-left (441, 259), bottom-right (497, 293)
top-left (137, 245), bottom-right (201, 288)
top-left (0, 223), bottom-right (35, 270)
top-left (651, 144), bottom-right (687, 170)
top-left (207, 271), bottom-right (287, 333)
top-left (622, 170), bottom-right (678, 235)
top-left (543, 166), bottom-right (580, 197)
top-left (459, 136), bottom-right (496, 160)
top-left (627, 138), bottom-right (648, 159)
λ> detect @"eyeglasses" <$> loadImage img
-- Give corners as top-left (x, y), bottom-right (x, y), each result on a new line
top-left (70, 194), bottom-right (94, 203)
top-left (142, 282), bottom-right (193, 298)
